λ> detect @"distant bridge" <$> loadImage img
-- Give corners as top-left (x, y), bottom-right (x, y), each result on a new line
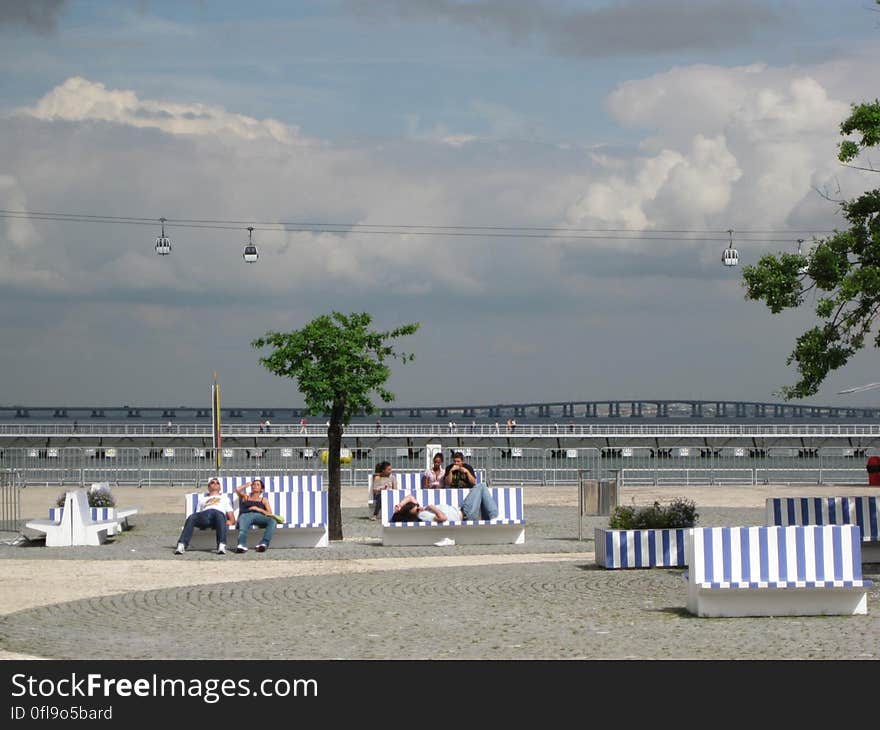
top-left (0, 399), bottom-right (878, 421)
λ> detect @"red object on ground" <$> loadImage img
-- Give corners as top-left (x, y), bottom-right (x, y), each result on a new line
top-left (867, 456), bottom-right (880, 486)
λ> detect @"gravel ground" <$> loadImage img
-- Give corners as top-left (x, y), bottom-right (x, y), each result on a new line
top-left (2, 504), bottom-right (879, 660)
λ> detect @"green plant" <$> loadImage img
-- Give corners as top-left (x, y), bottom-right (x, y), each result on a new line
top-left (608, 498), bottom-right (698, 530)
top-left (55, 485), bottom-right (116, 509)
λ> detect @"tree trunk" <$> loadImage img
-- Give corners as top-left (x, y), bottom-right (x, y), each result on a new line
top-left (327, 403), bottom-right (345, 541)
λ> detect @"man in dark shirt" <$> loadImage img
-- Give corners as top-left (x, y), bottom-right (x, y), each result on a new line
top-left (443, 451), bottom-right (498, 520)
top-left (444, 452), bottom-right (477, 489)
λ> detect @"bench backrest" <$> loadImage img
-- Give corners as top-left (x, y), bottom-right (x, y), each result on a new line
top-left (220, 475), bottom-right (322, 492)
top-left (380, 487), bottom-right (522, 524)
top-left (766, 496), bottom-right (880, 541)
top-left (185, 491), bottom-right (327, 526)
top-left (369, 470), bottom-right (486, 492)
top-left (687, 525), bottom-right (865, 587)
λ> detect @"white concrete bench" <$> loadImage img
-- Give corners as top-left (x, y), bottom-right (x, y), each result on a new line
top-left (220, 475), bottom-right (322, 492)
top-left (380, 487), bottom-right (525, 546)
top-left (766, 496), bottom-right (880, 562)
top-left (47, 506), bottom-right (139, 537)
top-left (26, 490), bottom-right (118, 547)
top-left (184, 490), bottom-right (328, 548)
top-left (685, 525), bottom-right (872, 617)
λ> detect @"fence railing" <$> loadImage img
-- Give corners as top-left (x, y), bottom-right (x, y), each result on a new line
top-left (4, 422), bottom-right (880, 438)
top-left (2, 444), bottom-right (876, 488)
top-left (0, 469), bottom-right (20, 532)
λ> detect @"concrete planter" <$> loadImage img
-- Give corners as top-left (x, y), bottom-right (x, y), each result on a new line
top-left (595, 527), bottom-right (690, 569)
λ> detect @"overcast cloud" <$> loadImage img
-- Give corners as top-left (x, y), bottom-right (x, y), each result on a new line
top-left (351, 0), bottom-right (782, 57)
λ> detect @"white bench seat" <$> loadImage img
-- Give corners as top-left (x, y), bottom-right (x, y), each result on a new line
top-left (685, 525), bottom-right (872, 617)
top-left (766, 495), bottom-right (880, 562)
top-left (47, 506), bottom-right (139, 537)
top-left (380, 487), bottom-right (525, 546)
top-left (184, 490), bottom-right (328, 548)
top-left (26, 490), bottom-right (118, 547)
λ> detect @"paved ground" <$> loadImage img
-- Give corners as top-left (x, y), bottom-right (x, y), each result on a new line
top-left (1, 485), bottom-right (878, 660)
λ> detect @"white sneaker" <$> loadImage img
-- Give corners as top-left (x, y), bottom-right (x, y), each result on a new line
top-left (433, 537), bottom-right (455, 547)
top-left (235, 545), bottom-right (248, 554)
top-left (174, 543), bottom-right (185, 555)
top-left (217, 543), bottom-right (227, 555)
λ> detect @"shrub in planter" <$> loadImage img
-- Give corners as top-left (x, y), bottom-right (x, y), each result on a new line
top-left (55, 484), bottom-right (116, 509)
top-left (608, 498), bottom-right (698, 530)
top-left (597, 498), bottom-right (699, 569)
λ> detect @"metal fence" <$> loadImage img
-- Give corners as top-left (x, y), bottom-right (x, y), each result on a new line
top-left (1, 445), bottom-right (874, 488)
top-left (0, 469), bottom-right (21, 532)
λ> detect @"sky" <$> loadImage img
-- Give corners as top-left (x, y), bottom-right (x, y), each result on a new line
top-left (2, 0), bottom-right (880, 410)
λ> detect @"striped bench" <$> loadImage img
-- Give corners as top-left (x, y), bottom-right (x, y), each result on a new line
top-left (47, 506), bottom-right (138, 537)
top-left (380, 487), bottom-right (524, 546)
top-left (184, 490), bottom-right (328, 548)
top-left (367, 471), bottom-right (485, 506)
top-left (220, 475), bottom-right (322, 492)
top-left (766, 496), bottom-right (880, 562)
top-left (685, 525), bottom-right (872, 617)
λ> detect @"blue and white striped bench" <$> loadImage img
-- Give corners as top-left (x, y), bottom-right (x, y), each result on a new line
top-left (685, 525), bottom-right (872, 617)
top-left (47, 506), bottom-right (139, 537)
top-left (367, 470), bottom-right (485, 506)
top-left (766, 496), bottom-right (880, 562)
top-left (220, 475), bottom-right (322, 493)
top-left (380, 487), bottom-right (524, 546)
top-left (183, 490), bottom-right (328, 548)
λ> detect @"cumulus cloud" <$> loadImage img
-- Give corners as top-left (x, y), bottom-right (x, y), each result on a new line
top-left (566, 61), bottom-right (861, 247)
top-left (351, 0), bottom-right (781, 57)
top-left (1, 63), bottom-right (878, 404)
top-left (18, 77), bottom-right (312, 145)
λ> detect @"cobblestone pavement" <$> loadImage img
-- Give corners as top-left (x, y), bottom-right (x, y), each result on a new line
top-left (1, 506), bottom-right (879, 660)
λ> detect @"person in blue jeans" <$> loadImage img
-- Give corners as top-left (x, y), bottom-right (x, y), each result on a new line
top-left (175, 477), bottom-right (235, 555)
top-left (443, 452), bottom-right (499, 520)
top-left (234, 478), bottom-right (277, 553)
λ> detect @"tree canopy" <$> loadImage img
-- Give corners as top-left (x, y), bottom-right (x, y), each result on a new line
top-left (742, 99), bottom-right (880, 399)
top-left (252, 311), bottom-right (419, 539)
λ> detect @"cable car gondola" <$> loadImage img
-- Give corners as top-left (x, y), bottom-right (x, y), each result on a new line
top-left (243, 226), bottom-right (258, 263)
top-left (155, 217), bottom-right (171, 256)
top-left (722, 228), bottom-right (738, 267)
top-left (796, 238), bottom-right (808, 275)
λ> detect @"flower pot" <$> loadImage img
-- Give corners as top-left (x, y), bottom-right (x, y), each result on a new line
top-left (595, 527), bottom-right (691, 569)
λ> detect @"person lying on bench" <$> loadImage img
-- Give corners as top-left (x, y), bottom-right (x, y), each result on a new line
top-left (391, 483), bottom-right (499, 522)
top-left (391, 494), bottom-right (462, 523)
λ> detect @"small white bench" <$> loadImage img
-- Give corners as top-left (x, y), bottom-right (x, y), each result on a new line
top-left (184, 490), bottom-right (328, 548)
top-left (685, 525), bottom-right (872, 617)
top-left (47, 506), bottom-right (138, 537)
top-left (26, 490), bottom-right (118, 547)
top-left (380, 487), bottom-right (525, 546)
top-left (766, 495), bottom-right (880, 562)
top-left (220, 475), bottom-right (322, 492)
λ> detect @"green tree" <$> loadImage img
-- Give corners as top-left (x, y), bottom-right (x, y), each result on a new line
top-left (252, 312), bottom-right (419, 540)
top-left (742, 98), bottom-right (880, 398)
